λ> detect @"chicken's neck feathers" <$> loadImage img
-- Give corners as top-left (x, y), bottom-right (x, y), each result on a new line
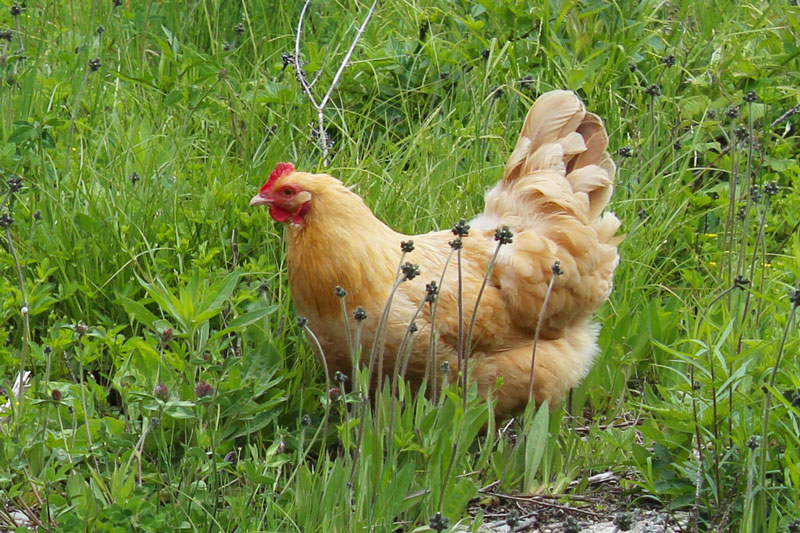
top-left (285, 186), bottom-right (404, 320)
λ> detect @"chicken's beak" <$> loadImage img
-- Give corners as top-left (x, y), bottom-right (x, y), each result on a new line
top-left (249, 194), bottom-right (272, 207)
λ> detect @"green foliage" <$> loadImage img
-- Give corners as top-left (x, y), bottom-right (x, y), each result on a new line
top-left (0, 0), bottom-right (799, 531)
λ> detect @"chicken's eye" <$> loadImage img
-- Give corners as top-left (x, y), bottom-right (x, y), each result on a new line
top-left (281, 187), bottom-right (294, 197)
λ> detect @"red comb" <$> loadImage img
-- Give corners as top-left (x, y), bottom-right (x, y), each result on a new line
top-left (260, 162), bottom-right (295, 194)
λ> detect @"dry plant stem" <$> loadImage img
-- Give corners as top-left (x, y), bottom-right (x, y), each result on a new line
top-left (67, 67), bottom-right (91, 156)
top-left (770, 102), bottom-right (800, 127)
top-left (746, 197), bottom-right (771, 322)
top-left (367, 250), bottom-right (408, 388)
top-left (425, 247), bottom-right (456, 404)
top-left (352, 319), bottom-right (364, 396)
top-left (294, 0), bottom-right (379, 164)
top-left (337, 293), bottom-right (354, 359)
top-left (456, 249), bottom-right (465, 392)
top-left (687, 283), bottom-right (738, 528)
top-left (464, 240), bottom-right (505, 376)
top-left (690, 366), bottom-right (703, 533)
top-left (4, 225), bottom-right (30, 426)
top-left (758, 303), bottom-right (797, 504)
top-left (348, 395), bottom-right (369, 487)
top-left (528, 272), bottom-right (558, 403)
top-left (395, 300), bottom-right (427, 381)
top-left (386, 300), bottom-right (427, 439)
top-left (722, 125), bottom-right (738, 290)
top-left (737, 104), bottom-right (756, 278)
top-left (301, 323), bottom-right (332, 449)
top-left (369, 277), bottom-right (405, 401)
top-left (352, 266), bottom-right (406, 483)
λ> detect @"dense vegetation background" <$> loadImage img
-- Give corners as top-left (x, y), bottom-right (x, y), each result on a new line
top-left (1, 0), bottom-right (799, 531)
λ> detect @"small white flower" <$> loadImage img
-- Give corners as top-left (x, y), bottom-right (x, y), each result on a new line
top-left (21, 306), bottom-right (28, 315)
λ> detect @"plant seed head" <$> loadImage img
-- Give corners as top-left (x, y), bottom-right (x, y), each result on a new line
top-left (51, 389), bottom-right (62, 402)
top-left (7, 175), bottom-right (22, 192)
top-left (408, 321), bottom-right (418, 334)
top-left (505, 509), bottom-right (520, 528)
top-left (451, 219), bottom-right (470, 237)
top-left (429, 512), bottom-right (450, 532)
top-left (0, 213), bottom-right (13, 229)
top-left (551, 260), bottom-right (563, 276)
top-left (743, 91), bottom-right (759, 103)
top-left (725, 105), bottom-right (740, 119)
top-left (645, 84), bottom-right (660, 97)
top-left (618, 146), bottom-right (633, 158)
top-left (400, 240), bottom-right (415, 253)
top-left (154, 383), bottom-right (169, 401)
top-left (663, 54), bottom-right (676, 67)
top-left (301, 413), bottom-right (312, 427)
top-left (425, 281), bottom-right (439, 303)
top-left (563, 516), bottom-right (581, 533)
top-left (10, 3), bottom-right (22, 16)
top-left (763, 181), bottom-right (778, 197)
top-left (296, 316), bottom-right (308, 328)
top-left (449, 237), bottom-right (463, 250)
top-left (494, 226), bottom-right (513, 245)
top-left (733, 275), bottom-right (750, 289)
top-left (746, 436), bottom-right (759, 449)
top-left (737, 206), bottom-right (746, 220)
top-left (195, 380), bottom-right (214, 398)
top-left (335, 286), bottom-right (347, 298)
top-left (234, 23), bottom-right (245, 34)
top-left (789, 288), bottom-right (800, 308)
top-left (402, 262), bottom-right (420, 281)
top-left (88, 58), bottom-right (101, 72)
top-left (353, 306), bottom-right (367, 321)
top-left (334, 370), bottom-right (348, 384)
top-left (613, 511), bottom-right (634, 531)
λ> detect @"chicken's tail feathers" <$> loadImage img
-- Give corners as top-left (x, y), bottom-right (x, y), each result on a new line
top-left (482, 91), bottom-right (621, 335)
top-left (497, 90), bottom-right (616, 226)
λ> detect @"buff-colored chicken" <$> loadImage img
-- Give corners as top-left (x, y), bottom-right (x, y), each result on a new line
top-left (250, 91), bottom-right (621, 417)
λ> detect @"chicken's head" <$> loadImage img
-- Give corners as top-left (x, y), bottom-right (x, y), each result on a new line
top-left (249, 162), bottom-right (312, 225)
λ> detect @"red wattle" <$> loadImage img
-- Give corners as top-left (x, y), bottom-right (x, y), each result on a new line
top-left (269, 205), bottom-right (292, 222)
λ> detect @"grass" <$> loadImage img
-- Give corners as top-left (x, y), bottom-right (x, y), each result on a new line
top-left (1, 0), bottom-right (799, 531)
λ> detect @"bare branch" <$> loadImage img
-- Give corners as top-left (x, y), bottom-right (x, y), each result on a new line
top-left (292, 0), bottom-right (379, 164)
top-left (319, 0), bottom-right (379, 111)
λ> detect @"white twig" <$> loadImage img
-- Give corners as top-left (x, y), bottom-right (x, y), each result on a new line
top-left (292, 0), bottom-right (379, 164)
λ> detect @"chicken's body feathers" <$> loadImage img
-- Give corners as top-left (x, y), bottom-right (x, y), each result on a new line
top-left (252, 90), bottom-right (620, 417)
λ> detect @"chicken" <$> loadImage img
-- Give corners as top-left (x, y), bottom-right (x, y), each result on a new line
top-left (249, 91), bottom-right (621, 417)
